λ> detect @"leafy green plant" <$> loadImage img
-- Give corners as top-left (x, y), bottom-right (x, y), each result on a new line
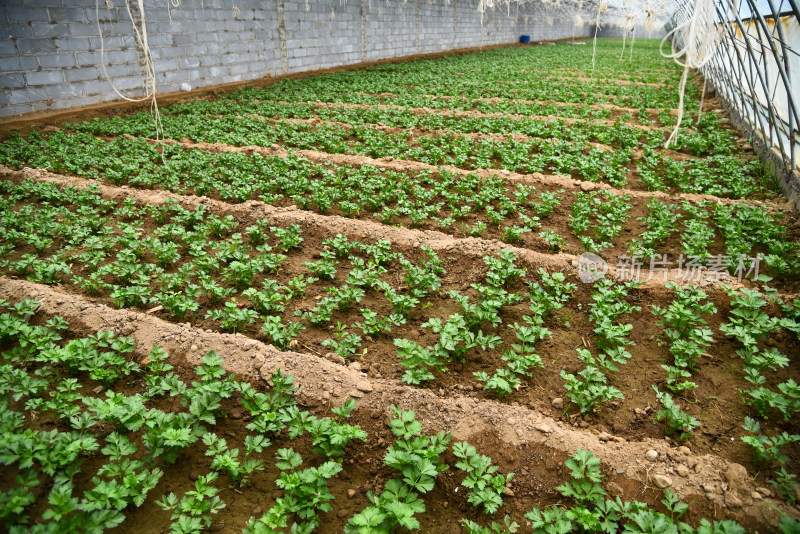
top-left (205, 301), bottom-right (259, 332)
top-left (652, 386), bottom-right (701, 440)
top-left (261, 316), bottom-right (305, 350)
top-left (384, 406), bottom-right (451, 493)
top-left (453, 441), bottom-right (512, 514)
top-left (247, 448), bottom-right (342, 533)
top-left (156, 472), bottom-right (226, 534)
top-left (321, 322), bottom-right (363, 358)
top-left (561, 349), bottom-right (624, 415)
top-left (202, 433), bottom-right (264, 486)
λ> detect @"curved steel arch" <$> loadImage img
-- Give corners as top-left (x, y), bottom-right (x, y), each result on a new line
top-left (665, 0), bottom-right (800, 201)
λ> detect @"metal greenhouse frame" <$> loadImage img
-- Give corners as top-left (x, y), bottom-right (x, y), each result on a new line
top-left (665, 0), bottom-right (800, 201)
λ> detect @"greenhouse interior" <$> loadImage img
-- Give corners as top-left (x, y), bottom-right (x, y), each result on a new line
top-left (1, 0), bottom-right (800, 532)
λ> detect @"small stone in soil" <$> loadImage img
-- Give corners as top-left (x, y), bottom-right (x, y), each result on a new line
top-left (356, 380), bottom-right (373, 393)
top-left (724, 493), bottom-right (742, 508)
top-left (551, 397), bottom-right (564, 409)
top-left (348, 489), bottom-right (356, 498)
top-left (652, 474), bottom-right (672, 489)
top-left (645, 449), bottom-right (658, 462)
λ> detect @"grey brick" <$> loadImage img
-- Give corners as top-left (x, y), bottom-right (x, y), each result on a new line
top-left (155, 21), bottom-right (182, 33)
top-left (75, 51), bottom-right (103, 66)
top-left (230, 62), bottom-right (250, 74)
top-left (5, 7), bottom-right (50, 22)
top-left (47, 99), bottom-right (78, 110)
top-left (55, 37), bottom-right (90, 52)
top-left (89, 35), bottom-right (124, 50)
top-left (163, 69), bottom-right (190, 83)
top-left (146, 8), bottom-right (171, 22)
top-left (152, 59), bottom-right (176, 72)
top-left (47, 8), bottom-right (87, 22)
top-left (223, 19), bottom-right (247, 31)
top-left (172, 33), bottom-right (197, 46)
top-left (0, 73), bottom-right (25, 90)
top-left (16, 38), bottom-right (56, 55)
top-left (196, 32), bottom-right (220, 43)
top-left (67, 22), bottom-right (100, 37)
top-left (110, 75), bottom-right (143, 91)
top-left (182, 20), bottom-right (206, 33)
top-left (64, 66), bottom-right (99, 82)
top-left (8, 87), bottom-right (48, 105)
top-left (30, 22), bottom-right (69, 38)
top-left (147, 34), bottom-right (173, 46)
top-left (177, 56), bottom-right (200, 69)
top-left (25, 70), bottom-right (65, 85)
top-left (101, 63), bottom-right (129, 77)
top-left (0, 40), bottom-right (17, 55)
top-left (105, 49), bottom-right (139, 63)
top-left (83, 79), bottom-right (111, 95)
top-left (38, 53), bottom-right (76, 69)
top-left (0, 104), bottom-right (33, 118)
top-left (45, 83), bottom-right (84, 99)
top-left (0, 56), bottom-right (38, 72)
top-left (235, 8), bottom-right (256, 20)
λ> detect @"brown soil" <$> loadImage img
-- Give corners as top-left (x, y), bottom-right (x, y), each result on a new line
top-left (278, 100), bottom-right (669, 132)
top-left (2, 41), bottom-right (799, 534)
top-left (8, 165), bottom-right (791, 292)
top-left (1, 277), bottom-right (797, 533)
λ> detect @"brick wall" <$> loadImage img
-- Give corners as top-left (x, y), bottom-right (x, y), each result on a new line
top-left (0, 0), bottom-right (587, 117)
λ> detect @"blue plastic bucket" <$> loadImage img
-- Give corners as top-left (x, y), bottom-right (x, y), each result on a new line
top-left (520, 35), bottom-right (531, 43)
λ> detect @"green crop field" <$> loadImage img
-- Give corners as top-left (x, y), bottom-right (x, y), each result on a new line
top-left (0, 38), bottom-right (798, 533)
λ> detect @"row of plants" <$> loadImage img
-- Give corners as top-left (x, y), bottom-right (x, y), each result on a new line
top-left (0, 177), bottom-right (583, 398)
top-left (650, 283), bottom-right (716, 440)
top-left (2, 177), bottom-right (798, 408)
top-left (64, 112), bottom-right (649, 187)
top-left (560, 279), bottom-right (641, 415)
top-left (0, 299), bottom-right (528, 532)
top-left (64, 106), bottom-right (763, 197)
top-left (222, 40), bottom-right (692, 110)
top-left (1, 133), bottom-right (794, 273)
top-left (720, 285), bottom-right (800, 503)
top-left (4, 299), bottom-right (798, 532)
top-left (162, 97), bottom-right (739, 160)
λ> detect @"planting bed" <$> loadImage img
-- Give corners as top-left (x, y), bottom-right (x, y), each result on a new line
top-left (1, 39), bottom-right (799, 533)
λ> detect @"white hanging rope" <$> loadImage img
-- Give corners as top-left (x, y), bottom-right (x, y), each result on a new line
top-left (591, 0), bottom-right (608, 72)
top-left (661, 0), bottom-right (732, 148)
top-left (96, 0), bottom-right (166, 147)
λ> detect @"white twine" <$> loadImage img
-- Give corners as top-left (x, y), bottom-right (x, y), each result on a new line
top-left (661, 0), bottom-right (732, 148)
